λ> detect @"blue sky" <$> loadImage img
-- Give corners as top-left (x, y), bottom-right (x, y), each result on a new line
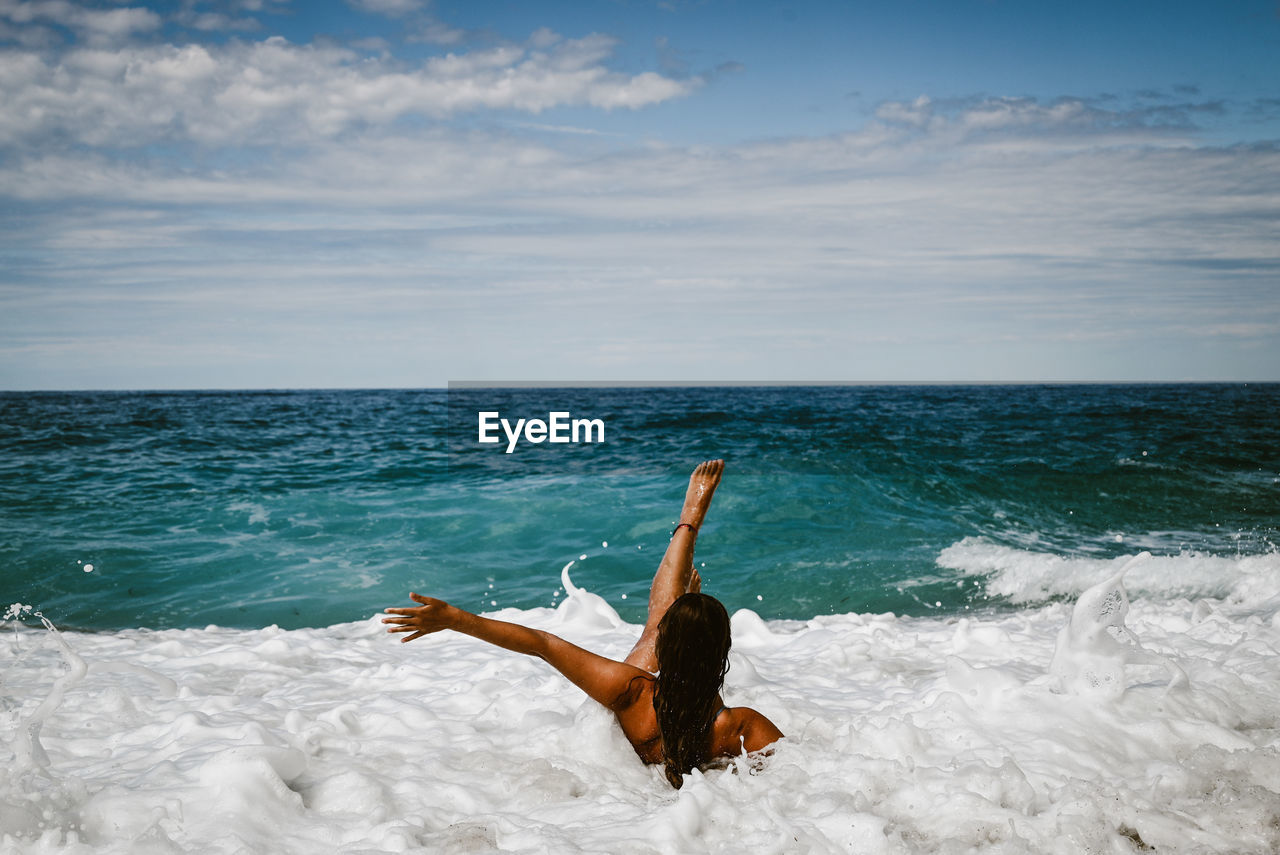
top-left (1, 0), bottom-right (1278, 388)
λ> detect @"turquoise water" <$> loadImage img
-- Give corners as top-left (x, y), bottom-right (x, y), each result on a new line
top-left (2, 385), bottom-right (1277, 630)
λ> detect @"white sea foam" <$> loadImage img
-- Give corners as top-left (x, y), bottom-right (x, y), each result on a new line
top-left (227, 501), bottom-right (270, 526)
top-left (938, 536), bottom-right (1280, 609)
top-left (3, 566), bottom-right (1280, 854)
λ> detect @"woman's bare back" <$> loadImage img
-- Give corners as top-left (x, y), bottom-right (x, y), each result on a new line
top-left (614, 671), bottom-right (780, 764)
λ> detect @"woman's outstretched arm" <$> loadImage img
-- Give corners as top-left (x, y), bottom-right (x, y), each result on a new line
top-left (624, 459), bottom-right (724, 671)
top-left (383, 593), bottom-right (648, 713)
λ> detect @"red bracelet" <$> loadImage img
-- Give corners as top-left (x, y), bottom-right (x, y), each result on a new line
top-left (672, 522), bottom-right (698, 536)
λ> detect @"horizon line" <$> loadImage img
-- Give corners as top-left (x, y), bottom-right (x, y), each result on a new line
top-left (3, 379), bottom-right (1277, 393)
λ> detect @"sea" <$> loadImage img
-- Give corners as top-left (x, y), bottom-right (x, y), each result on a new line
top-left (2, 384), bottom-right (1278, 854)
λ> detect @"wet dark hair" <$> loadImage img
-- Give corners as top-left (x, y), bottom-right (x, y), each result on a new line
top-left (653, 592), bottom-right (732, 788)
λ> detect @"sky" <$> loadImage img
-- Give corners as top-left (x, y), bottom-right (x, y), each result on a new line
top-left (1, 0), bottom-right (1278, 388)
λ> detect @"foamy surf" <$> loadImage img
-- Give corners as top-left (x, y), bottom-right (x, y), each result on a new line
top-left (938, 536), bottom-right (1280, 609)
top-left (4, 564), bottom-right (1280, 855)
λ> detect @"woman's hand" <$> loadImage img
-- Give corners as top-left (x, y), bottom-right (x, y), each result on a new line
top-left (381, 591), bottom-right (648, 713)
top-left (382, 592), bottom-right (457, 642)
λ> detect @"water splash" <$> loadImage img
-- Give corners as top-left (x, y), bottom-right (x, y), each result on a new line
top-left (1048, 553), bottom-right (1188, 697)
top-left (555, 559), bottom-right (624, 630)
top-left (1, 605), bottom-right (89, 841)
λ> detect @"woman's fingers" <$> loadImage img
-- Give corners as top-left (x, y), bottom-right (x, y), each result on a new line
top-left (385, 619), bottom-right (433, 640)
top-left (382, 594), bottom-right (449, 640)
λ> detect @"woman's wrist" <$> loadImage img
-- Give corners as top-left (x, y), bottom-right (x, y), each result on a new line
top-left (446, 603), bottom-right (470, 631)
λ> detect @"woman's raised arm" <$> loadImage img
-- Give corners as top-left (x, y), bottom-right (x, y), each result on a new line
top-left (383, 593), bottom-right (648, 713)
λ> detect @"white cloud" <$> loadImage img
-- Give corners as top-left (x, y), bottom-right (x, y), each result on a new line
top-left (349, 35), bottom-right (390, 52)
top-left (176, 10), bottom-right (261, 32)
top-left (0, 30), bottom-right (697, 147)
top-left (871, 93), bottom-right (1232, 149)
top-left (77, 5), bottom-right (160, 38)
top-left (0, 0), bottom-right (161, 44)
top-left (5, 108), bottom-right (1276, 302)
top-left (528, 27), bottom-right (559, 50)
top-left (346, 0), bottom-right (427, 16)
top-left (875, 95), bottom-right (934, 128)
top-left (410, 20), bottom-right (466, 46)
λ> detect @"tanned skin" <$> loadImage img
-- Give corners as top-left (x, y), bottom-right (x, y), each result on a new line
top-left (382, 460), bottom-right (783, 765)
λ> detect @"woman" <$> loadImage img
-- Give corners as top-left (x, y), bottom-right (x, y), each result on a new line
top-left (383, 459), bottom-right (783, 787)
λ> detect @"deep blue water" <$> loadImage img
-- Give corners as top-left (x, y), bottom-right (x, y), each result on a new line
top-left (2, 385), bottom-right (1277, 630)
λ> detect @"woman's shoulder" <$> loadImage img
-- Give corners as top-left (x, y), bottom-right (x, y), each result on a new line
top-left (618, 669), bottom-right (656, 707)
top-left (712, 706), bottom-right (784, 757)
